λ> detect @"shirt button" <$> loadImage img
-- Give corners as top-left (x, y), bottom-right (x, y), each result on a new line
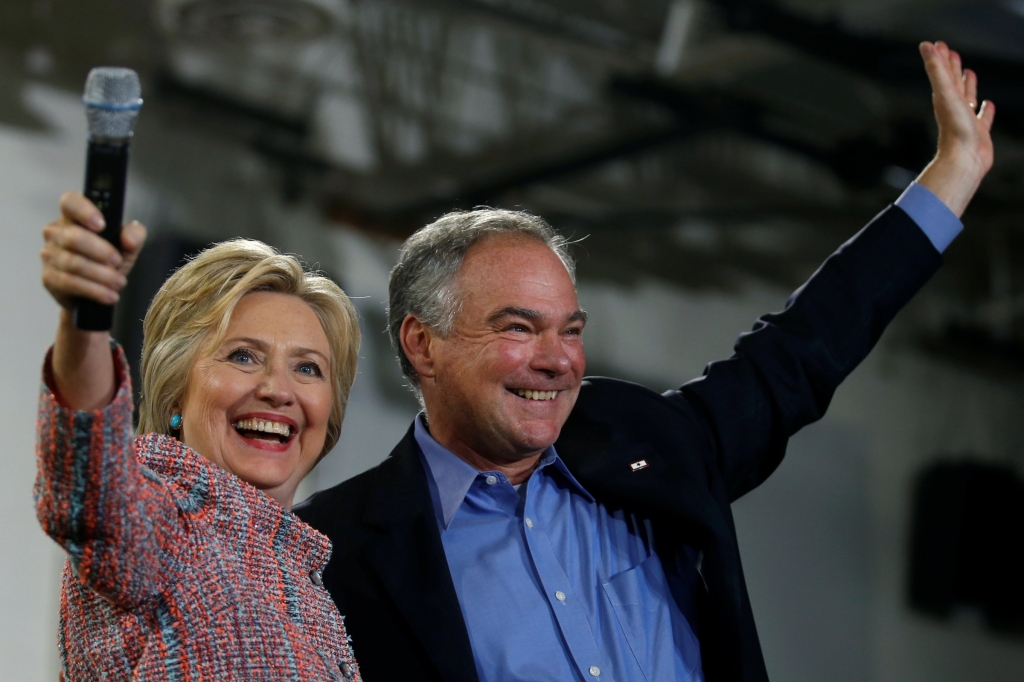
top-left (310, 570), bottom-right (323, 586)
top-left (485, 475), bottom-right (498, 485)
top-left (554, 590), bottom-right (566, 602)
top-left (340, 662), bottom-right (353, 678)
top-left (525, 517), bottom-right (534, 528)
top-left (589, 666), bottom-right (601, 677)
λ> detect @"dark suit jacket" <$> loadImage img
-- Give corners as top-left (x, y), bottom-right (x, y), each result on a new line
top-left (296, 206), bottom-right (943, 682)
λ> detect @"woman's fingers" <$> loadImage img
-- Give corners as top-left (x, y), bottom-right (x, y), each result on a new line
top-left (59, 191), bottom-right (105, 232)
top-left (44, 220), bottom-right (122, 268)
top-left (42, 263), bottom-right (120, 305)
top-left (118, 220), bottom-right (148, 272)
top-left (42, 242), bottom-right (127, 290)
top-left (42, 191), bottom-right (148, 308)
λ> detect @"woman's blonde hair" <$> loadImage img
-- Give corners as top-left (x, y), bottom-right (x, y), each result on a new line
top-left (137, 238), bottom-right (360, 461)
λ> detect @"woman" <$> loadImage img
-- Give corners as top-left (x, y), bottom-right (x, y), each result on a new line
top-left (36, 191), bottom-right (362, 681)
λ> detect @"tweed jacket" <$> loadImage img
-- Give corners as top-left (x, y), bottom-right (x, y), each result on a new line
top-left (34, 345), bottom-right (360, 681)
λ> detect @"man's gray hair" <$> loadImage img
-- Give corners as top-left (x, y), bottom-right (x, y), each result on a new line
top-left (388, 208), bottom-right (576, 390)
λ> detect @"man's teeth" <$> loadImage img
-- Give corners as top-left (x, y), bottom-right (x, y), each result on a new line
top-left (514, 389), bottom-right (558, 401)
top-left (233, 418), bottom-right (291, 437)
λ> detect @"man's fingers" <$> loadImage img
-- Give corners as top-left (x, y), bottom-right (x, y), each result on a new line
top-left (58, 191), bottom-right (105, 232)
top-left (978, 100), bottom-right (996, 131)
top-left (948, 49), bottom-right (963, 85)
top-left (964, 69), bottom-right (978, 108)
top-left (920, 42), bottom-right (957, 96)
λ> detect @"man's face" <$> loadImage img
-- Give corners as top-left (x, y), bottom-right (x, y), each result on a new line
top-left (420, 234), bottom-right (586, 465)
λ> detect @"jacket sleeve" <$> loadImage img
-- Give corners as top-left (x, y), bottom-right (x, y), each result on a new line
top-left (34, 343), bottom-right (184, 609)
top-left (664, 206), bottom-right (943, 502)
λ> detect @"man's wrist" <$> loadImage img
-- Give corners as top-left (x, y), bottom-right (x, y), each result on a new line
top-left (915, 148), bottom-right (986, 219)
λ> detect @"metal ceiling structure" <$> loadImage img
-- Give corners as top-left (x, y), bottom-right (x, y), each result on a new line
top-left (2, 0), bottom-right (1024, 373)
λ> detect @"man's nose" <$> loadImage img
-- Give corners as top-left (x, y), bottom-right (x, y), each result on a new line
top-left (530, 331), bottom-right (573, 376)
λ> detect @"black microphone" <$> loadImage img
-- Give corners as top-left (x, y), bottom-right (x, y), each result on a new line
top-left (73, 67), bottom-right (143, 331)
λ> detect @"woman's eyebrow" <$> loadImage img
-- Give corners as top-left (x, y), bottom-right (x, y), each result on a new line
top-left (222, 337), bottom-right (329, 363)
top-left (293, 347), bottom-right (330, 363)
top-left (222, 336), bottom-right (270, 350)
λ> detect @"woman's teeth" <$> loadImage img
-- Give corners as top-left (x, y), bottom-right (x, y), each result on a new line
top-left (515, 389), bottom-right (558, 401)
top-left (233, 418), bottom-right (292, 438)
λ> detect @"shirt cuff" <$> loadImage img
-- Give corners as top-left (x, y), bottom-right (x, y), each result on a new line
top-left (894, 182), bottom-right (963, 254)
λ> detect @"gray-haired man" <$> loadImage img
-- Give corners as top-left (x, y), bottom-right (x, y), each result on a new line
top-left (296, 42), bottom-right (995, 682)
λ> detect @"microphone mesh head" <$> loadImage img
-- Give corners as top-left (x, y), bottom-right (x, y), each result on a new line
top-left (83, 67), bottom-right (143, 140)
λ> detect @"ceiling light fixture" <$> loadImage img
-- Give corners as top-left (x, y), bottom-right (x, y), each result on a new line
top-left (158, 0), bottom-right (342, 43)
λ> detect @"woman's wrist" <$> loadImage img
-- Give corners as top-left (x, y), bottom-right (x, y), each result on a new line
top-left (51, 308), bottom-right (117, 410)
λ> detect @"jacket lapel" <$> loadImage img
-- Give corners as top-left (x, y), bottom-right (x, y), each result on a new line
top-left (362, 428), bottom-right (480, 682)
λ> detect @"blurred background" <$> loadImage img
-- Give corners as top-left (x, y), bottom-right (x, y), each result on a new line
top-left (2, 0), bottom-right (1024, 679)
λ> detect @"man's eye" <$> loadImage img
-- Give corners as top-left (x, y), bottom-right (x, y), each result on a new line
top-left (508, 324), bottom-right (529, 333)
top-left (298, 362), bottom-right (324, 378)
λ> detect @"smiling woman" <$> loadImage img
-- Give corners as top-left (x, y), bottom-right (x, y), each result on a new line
top-left (34, 192), bottom-right (362, 680)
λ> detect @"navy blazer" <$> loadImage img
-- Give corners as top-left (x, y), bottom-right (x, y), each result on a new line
top-left (296, 205), bottom-right (943, 682)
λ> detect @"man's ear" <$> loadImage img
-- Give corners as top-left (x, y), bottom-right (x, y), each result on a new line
top-left (400, 315), bottom-right (436, 381)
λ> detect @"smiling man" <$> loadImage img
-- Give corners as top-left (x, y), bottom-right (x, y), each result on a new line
top-left (296, 42), bottom-right (996, 682)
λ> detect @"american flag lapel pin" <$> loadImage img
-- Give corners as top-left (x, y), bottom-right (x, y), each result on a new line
top-left (629, 459), bottom-right (649, 472)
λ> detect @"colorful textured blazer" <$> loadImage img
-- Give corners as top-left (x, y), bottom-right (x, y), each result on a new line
top-left (34, 345), bottom-right (361, 681)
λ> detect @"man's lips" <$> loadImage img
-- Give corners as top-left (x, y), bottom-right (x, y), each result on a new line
top-left (508, 388), bottom-right (560, 401)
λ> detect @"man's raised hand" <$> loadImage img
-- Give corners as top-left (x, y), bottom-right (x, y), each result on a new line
top-left (916, 41), bottom-right (996, 218)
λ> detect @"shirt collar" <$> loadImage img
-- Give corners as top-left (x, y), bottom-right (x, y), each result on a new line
top-left (414, 414), bottom-right (594, 530)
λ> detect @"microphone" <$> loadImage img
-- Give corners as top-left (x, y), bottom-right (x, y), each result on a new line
top-left (74, 67), bottom-right (143, 331)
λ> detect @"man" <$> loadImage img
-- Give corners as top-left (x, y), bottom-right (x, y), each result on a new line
top-left (296, 42), bottom-right (994, 682)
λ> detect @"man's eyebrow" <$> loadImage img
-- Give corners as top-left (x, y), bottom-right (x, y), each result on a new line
top-left (487, 307), bottom-right (588, 325)
top-left (487, 306), bottom-right (542, 323)
top-left (568, 310), bottom-right (588, 325)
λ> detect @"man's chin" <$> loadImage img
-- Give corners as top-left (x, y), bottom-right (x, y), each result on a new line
top-left (507, 418), bottom-right (566, 454)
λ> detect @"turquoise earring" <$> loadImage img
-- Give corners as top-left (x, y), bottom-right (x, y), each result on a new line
top-left (170, 413), bottom-right (182, 429)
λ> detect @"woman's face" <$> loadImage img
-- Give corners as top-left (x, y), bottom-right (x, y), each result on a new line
top-left (178, 291), bottom-right (334, 509)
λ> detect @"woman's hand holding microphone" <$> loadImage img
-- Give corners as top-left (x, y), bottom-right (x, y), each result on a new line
top-left (40, 191), bottom-right (147, 410)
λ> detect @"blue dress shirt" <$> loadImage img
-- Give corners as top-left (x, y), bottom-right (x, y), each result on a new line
top-left (416, 417), bottom-right (705, 682)
top-left (895, 181), bottom-right (962, 253)
top-left (414, 182), bottom-right (960, 682)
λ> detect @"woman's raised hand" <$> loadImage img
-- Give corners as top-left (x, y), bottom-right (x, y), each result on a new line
top-left (42, 192), bottom-right (147, 410)
top-left (41, 191), bottom-right (147, 309)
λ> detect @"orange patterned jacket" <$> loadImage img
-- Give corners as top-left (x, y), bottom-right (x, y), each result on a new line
top-left (34, 346), bottom-right (361, 681)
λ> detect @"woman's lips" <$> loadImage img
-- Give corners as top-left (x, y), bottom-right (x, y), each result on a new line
top-left (231, 412), bottom-right (299, 453)
top-left (232, 427), bottom-right (295, 453)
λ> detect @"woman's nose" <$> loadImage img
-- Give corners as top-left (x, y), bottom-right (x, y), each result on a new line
top-left (255, 363), bottom-right (296, 405)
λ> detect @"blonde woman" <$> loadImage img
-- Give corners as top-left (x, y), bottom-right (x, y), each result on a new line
top-left (36, 191), bottom-right (361, 681)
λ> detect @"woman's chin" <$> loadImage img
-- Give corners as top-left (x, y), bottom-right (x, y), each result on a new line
top-left (223, 455), bottom-right (298, 492)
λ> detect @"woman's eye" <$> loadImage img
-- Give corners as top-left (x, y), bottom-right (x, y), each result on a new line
top-left (228, 349), bottom-right (255, 364)
top-left (298, 362), bottom-right (323, 378)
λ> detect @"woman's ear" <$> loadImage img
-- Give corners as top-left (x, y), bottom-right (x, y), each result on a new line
top-left (400, 315), bottom-right (436, 381)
